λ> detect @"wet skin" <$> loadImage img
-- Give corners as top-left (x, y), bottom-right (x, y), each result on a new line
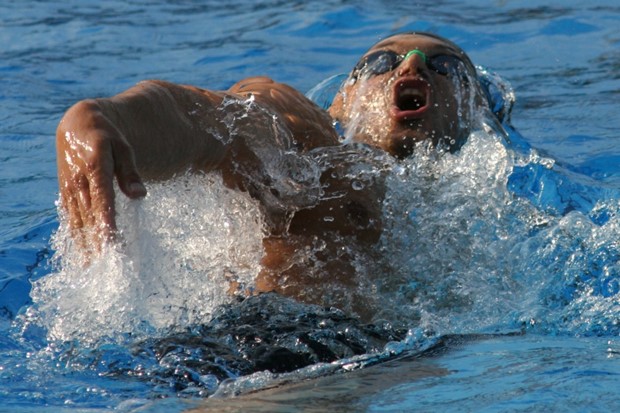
top-left (330, 34), bottom-right (480, 157)
top-left (55, 33), bottom-right (481, 317)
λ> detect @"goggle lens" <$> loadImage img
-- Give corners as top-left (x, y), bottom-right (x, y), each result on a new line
top-left (351, 50), bottom-right (465, 80)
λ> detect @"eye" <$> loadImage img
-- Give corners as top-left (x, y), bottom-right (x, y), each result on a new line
top-left (352, 50), bottom-right (400, 79)
top-left (427, 54), bottom-right (462, 76)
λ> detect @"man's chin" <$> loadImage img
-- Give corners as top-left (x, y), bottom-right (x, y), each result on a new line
top-left (386, 133), bottom-right (430, 158)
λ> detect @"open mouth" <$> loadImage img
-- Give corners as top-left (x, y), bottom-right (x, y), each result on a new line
top-left (391, 78), bottom-right (431, 121)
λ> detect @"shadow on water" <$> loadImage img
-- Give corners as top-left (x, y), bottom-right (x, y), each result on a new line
top-left (191, 358), bottom-right (446, 413)
top-left (129, 292), bottom-right (410, 394)
top-left (184, 332), bottom-right (521, 413)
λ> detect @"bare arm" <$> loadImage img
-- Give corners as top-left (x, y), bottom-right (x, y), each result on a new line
top-left (56, 78), bottom-right (339, 244)
top-left (56, 80), bottom-right (233, 240)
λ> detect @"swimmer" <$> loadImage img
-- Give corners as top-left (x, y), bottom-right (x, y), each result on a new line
top-left (56, 32), bottom-right (488, 315)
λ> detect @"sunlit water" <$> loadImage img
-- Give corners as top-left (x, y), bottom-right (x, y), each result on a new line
top-left (1, 1), bottom-right (620, 412)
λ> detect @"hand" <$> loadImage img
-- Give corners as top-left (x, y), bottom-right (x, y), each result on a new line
top-left (56, 99), bottom-right (146, 247)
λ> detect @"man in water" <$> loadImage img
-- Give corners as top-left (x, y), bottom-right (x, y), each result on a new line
top-left (56, 32), bottom-right (486, 315)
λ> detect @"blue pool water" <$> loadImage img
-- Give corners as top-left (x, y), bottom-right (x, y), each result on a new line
top-left (1, 0), bottom-right (620, 411)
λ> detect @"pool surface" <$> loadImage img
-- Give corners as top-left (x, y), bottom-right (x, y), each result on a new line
top-left (1, 1), bottom-right (620, 412)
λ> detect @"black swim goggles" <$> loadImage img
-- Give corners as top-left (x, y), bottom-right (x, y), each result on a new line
top-left (350, 49), bottom-right (467, 81)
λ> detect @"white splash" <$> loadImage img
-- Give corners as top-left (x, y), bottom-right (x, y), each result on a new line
top-left (376, 125), bottom-right (620, 336)
top-left (31, 173), bottom-right (265, 344)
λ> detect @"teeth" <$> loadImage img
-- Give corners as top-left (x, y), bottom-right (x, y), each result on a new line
top-left (396, 81), bottom-right (428, 113)
top-left (401, 87), bottom-right (424, 98)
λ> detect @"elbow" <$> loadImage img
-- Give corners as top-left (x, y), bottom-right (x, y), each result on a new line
top-left (57, 99), bottom-right (99, 135)
top-left (56, 98), bottom-right (111, 147)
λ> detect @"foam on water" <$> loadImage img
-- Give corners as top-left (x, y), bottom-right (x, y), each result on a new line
top-left (377, 129), bottom-right (518, 329)
top-left (30, 173), bottom-right (266, 344)
top-left (376, 126), bottom-right (620, 336)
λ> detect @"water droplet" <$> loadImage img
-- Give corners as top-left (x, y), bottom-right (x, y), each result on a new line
top-left (351, 180), bottom-right (364, 191)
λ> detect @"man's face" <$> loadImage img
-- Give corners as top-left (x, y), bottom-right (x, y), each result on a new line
top-left (329, 34), bottom-right (480, 157)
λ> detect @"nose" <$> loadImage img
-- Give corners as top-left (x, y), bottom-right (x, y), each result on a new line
top-left (397, 51), bottom-right (427, 76)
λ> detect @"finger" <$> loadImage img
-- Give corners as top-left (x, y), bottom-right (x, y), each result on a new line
top-left (74, 172), bottom-right (94, 229)
top-left (57, 167), bottom-right (84, 231)
top-left (56, 164), bottom-right (92, 254)
top-left (88, 143), bottom-right (118, 242)
top-left (62, 186), bottom-right (85, 232)
top-left (73, 173), bottom-right (99, 252)
top-left (111, 138), bottom-right (147, 199)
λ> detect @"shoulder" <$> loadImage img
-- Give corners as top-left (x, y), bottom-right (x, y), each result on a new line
top-left (227, 76), bottom-right (311, 109)
top-left (229, 77), bottom-right (340, 151)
